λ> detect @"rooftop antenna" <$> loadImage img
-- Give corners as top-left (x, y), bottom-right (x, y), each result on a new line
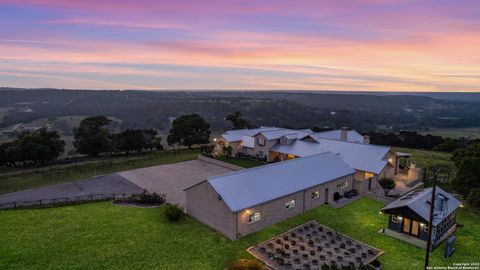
top-left (424, 168), bottom-right (438, 270)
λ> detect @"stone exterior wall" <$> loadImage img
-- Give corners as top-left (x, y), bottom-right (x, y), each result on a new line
top-left (185, 181), bottom-right (236, 240)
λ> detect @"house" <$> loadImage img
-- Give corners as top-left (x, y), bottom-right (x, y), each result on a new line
top-left (381, 187), bottom-right (461, 249)
top-left (185, 152), bottom-right (355, 240)
top-left (215, 127), bottom-right (421, 194)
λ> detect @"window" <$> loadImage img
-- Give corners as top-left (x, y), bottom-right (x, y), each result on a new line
top-left (257, 137), bottom-right (266, 146)
top-left (311, 191), bottom-right (320, 199)
top-left (248, 212), bottom-right (261, 223)
top-left (365, 172), bottom-right (374, 179)
top-left (337, 179), bottom-right (349, 189)
top-left (285, 200), bottom-right (296, 209)
top-left (391, 215), bottom-right (400, 223)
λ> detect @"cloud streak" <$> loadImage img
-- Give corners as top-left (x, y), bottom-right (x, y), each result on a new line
top-left (0, 0), bottom-right (479, 91)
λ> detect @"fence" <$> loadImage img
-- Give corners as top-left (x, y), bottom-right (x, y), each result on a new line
top-left (0, 193), bottom-right (135, 210)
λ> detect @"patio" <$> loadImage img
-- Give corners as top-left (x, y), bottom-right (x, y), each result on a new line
top-left (248, 220), bottom-right (383, 269)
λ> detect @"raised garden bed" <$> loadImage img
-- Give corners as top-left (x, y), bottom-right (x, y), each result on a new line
top-left (248, 220), bottom-right (384, 270)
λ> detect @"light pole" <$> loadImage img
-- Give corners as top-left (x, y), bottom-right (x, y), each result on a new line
top-left (424, 168), bottom-right (438, 270)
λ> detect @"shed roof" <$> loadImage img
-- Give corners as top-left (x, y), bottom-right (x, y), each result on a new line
top-left (271, 139), bottom-right (390, 174)
top-left (208, 152), bottom-right (355, 212)
top-left (381, 187), bottom-right (461, 226)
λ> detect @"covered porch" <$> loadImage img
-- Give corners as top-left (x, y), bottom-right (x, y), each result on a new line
top-left (390, 151), bottom-right (422, 189)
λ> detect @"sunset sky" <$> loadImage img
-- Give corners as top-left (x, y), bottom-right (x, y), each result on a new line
top-left (0, 0), bottom-right (479, 91)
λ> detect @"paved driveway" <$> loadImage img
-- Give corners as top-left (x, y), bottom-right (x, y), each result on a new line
top-left (119, 159), bottom-right (239, 208)
top-left (0, 158), bottom-right (240, 209)
top-left (0, 174), bottom-right (144, 206)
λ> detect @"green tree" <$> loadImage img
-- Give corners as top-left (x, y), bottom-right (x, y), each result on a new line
top-left (142, 129), bottom-right (163, 151)
top-left (451, 143), bottom-right (480, 196)
top-left (467, 188), bottom-right (480, 208)
top-left (0, 142), bottom-right (17, 167)
top-left (73, 116), bottom-right (112, 157)
top-left (167, 114), bottom-right (210, 149)
top-left (122, 129), bottom-right (145, 154)
top-left (12, 127), bottom-right (65, 165)
top-left (378, 178), bottom-right (396, 196)
top-left (225, 111), bottom-right (252, 130)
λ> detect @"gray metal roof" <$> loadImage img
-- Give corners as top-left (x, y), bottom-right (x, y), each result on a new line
top-left (221, 127), bottom-right (281, 142)
top-left (240, 136), bottom-right (254, 148)
top-left (381, 187), bottom-right (461, 226)
top-left (310, 130), bottom-right (364, 143)
top-left (208, 152), bottom-right (355, 212)
top-left (271, 139), bottom-right (390, 174)
top-left (255, 129), bottom-right (312, 140)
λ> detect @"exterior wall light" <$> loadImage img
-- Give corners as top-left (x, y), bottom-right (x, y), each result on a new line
top-left (398, 216), bottom-right (403, 220)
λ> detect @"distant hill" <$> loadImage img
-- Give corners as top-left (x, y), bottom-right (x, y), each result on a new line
top-left (0, 88), bottom-right (479, 134)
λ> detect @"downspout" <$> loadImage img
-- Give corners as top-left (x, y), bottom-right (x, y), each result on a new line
top-left (303, 190), bottom-right (306, 213)
top-left (234, 211), bottom-right (239, 240)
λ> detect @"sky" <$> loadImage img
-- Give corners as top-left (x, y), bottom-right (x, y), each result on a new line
top-left (0, 0), bottom-right (479, 92)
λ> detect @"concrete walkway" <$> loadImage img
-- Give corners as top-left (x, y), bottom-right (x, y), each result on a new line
top-left (0, 174), bottom-right (144, 206)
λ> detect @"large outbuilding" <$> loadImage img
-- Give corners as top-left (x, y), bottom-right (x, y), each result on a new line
top-left (381, 187), bottom-right (461, 249)
top-left (185, 152), bottom-right (356, 240)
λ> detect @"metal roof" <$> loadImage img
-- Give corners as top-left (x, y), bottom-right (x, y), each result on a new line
top-left (381, 187), bottom-right (461, 226)
top-left (220, 127), bottom-right (281, 142)
top-left (208, 152), bottom-right (355, 212)
top-left (255, 129), bottom-right (313, 140)
top-left (271, 139), bottom-right (390, 174)
top-left (240, 136), bottom-right (254, 148)
top-left (307, 130), bottom-right (364, 143)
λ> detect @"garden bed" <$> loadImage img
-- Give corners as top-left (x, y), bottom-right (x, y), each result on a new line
top-left (112, 192), bottom-right (166, 208)
top-left (248, 220), bottom-right (384, 269)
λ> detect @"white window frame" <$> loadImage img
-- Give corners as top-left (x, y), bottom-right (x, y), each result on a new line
top-left (285, 199), bottom-right (296, 209)
top-left (337, 179), bottom-right (349, 189)
top-left (248, 212), bottom-right (261, 223)
top-left (391, 215), bottom-right (400, 223)
top-left (257, 137), bottom-right (266, 146)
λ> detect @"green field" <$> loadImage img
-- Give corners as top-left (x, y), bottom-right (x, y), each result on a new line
top-left (424, 128), bottom-right (480, 139)
top-left (0, 150), bottom-right (199, 194)
top-left (0, 198), bottom-right (477, 270)
top-left (216, 156), bottom-right (265, 168)
top-left (392, 147), bottom-right (454, 171)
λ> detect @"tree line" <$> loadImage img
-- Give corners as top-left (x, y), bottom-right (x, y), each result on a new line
top-left (368, 131), bottom-right (480, 152)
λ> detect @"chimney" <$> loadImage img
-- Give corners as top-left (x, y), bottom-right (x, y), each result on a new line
top-left (363, 135), bottom-right (370, 144)
top-left (340, 127), bottom-right (349, 141)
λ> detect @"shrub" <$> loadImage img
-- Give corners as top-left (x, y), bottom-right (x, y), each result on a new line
top-left (227, 259), bottom-right (264, 270)
top-left (378, 178), bottom-right (396, 196)
top-left (130, 191), bottom-right (166, 204)
top-left (467, 188), bottom-right (480, 208)
top-left (164, 204), bottom-right (184, 222)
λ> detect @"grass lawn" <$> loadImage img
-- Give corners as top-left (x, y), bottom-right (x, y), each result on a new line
top-left (1, 198), bottom-right (478, 269)
top-left (0, 149), bottom-right (199, 194)
top-left (216, 156), bottom-right (265, 168)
